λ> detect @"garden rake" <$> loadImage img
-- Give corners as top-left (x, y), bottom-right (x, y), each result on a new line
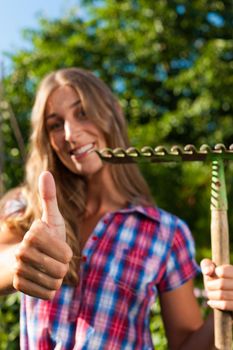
top-left (97, 143), bottom-right (233, 350)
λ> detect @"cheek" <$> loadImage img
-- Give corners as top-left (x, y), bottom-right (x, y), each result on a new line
top-left (49, 133), bottom-right (64, 152)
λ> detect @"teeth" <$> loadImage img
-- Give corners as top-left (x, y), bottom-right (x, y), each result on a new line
top-left (73, 143), bottom-right (94, 155)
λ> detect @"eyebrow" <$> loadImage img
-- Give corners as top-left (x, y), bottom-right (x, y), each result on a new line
top-left (45, 100), bottom-right (82, 121)
top-left (70, 100), bottom-right (81, 108)
top-left (45, 113), bottom-right (58, 121)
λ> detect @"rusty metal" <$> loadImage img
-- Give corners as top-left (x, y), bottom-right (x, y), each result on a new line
top-left (96, 144), bottom-right (233, 163)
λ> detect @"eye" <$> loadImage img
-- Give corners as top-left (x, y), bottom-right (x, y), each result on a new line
top-left (47, 120), bottom-right (64, 132)
top-left (75, 108), bottom-right (87, 121)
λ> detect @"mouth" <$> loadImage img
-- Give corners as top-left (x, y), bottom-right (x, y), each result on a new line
top-left (70, 143), bottom-right (95, 159)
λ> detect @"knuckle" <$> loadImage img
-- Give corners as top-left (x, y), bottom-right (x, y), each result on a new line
top-left (53, 279), bottom-right (62, 291)
top-left (218, 290), bottom-right (225, 299)
top-left (13, 276), bottom-right (22, 291)
top-left (23, 230), bottom-right (38, 246)
top-left (35, 271), bottom-right (42, 283)
top-left (218, 279), bottom-right (225, 289)
top-left (58, 263), bottom-right (68, 278)
top-left (216, 266), bottom-right (224, 277)
top-left (40, 254), bottom-right (48, 269)
top-left (221, 301), bottom-right (228, 310)
top-left (14, 261), bottom-right (24, 275)
top-left (15, 244), bottom-right (27, 261)
top-left (64, 246), bottom-right (73, 263)
top-left (46, 291), bottom-right (56, 300)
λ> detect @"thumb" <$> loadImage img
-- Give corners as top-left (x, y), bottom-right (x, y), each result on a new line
top-left (38, 171), bottom-right (66, 240)
top-left (200, 258), bottom-right (216, 277)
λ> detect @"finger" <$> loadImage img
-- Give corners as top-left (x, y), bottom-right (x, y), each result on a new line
top-left (215, 264), bottom-right (233, 279)
top-left (13, 275), bottom-right (57, 300)
top-left (206, 277), bottom-right (233, 291)
top-left (200, 258), bottom-right (216, 277)
top-left (206, 289), bottom-right (233, 301)
top-left (15, 243), bottom-right (69, 279)
top-left (14, 260), bottom-right (63, 291)
top-left (38, 171), bottom-right (66, 240)
top-left (23, 223), bottom-right (73, 264)
top-left (207, 300), bottom-right (233, 311)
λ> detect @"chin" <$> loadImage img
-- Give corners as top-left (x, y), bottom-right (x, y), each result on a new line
top-left (60, 155), bottom-right (104, 177)
top-left (77, 162), bottom-right (104, 177)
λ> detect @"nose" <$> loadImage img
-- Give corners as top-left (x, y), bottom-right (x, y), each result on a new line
top-left (64, 118), bottom-right (83, 143)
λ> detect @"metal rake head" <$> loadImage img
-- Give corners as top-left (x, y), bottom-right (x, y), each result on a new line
top-left (96, 144), bottom-right (233, 164)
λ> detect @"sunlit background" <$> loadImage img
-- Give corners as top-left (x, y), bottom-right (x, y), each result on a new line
top-left (0, 0), bottom-right (80, 58)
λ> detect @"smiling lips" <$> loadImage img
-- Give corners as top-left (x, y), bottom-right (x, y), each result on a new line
top-left (70, 143), bottom-right (95, 159)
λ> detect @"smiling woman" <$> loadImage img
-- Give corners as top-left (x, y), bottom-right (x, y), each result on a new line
top-left (0, 67), bottom-right (233, 350)
top-left (45, 85), bottom-right (107, 176)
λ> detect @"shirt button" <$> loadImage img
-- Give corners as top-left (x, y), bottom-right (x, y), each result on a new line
top-left (103, 218), bottom-right (109, 224)
top-left (92, 235), bottom-right (98, 241)
top-left (82, 255), bottom-right (87, 262)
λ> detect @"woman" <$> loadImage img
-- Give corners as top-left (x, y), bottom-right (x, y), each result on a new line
top-left (0, 67), bottom-right (232, 349)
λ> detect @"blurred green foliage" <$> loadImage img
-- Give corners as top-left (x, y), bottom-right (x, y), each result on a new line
top-left (0, 0), bottom-right (232, 348)
top-left (0, 294), bottom-right (20, 350)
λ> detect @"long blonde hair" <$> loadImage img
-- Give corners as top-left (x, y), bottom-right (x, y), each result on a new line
top-left (2, 67), bottom-right (153, 284)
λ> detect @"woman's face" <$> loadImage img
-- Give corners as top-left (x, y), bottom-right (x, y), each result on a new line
top-left (45, 85), bottom-right (107, 178)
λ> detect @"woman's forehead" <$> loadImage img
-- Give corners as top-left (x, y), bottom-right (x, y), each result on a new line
top-left (45, 85), bottom-right (82, 115)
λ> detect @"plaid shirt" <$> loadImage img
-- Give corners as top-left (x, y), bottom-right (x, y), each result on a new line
top-left (20, 205), bottom-right (199, 349)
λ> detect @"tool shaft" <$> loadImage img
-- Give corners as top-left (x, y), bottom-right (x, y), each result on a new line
top-left (211, 160), bottom-right (232, 349)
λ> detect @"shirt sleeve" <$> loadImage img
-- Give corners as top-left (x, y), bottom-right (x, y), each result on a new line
top-left (0, 190), bottom-right (26, 220)
top-left (157, 217), bottom-right (201, 293)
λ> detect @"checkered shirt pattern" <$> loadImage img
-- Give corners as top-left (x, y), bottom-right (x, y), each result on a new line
top-left (20, 205), bottom-right (200, 349)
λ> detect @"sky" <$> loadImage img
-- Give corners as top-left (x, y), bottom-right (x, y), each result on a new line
top-left (0, 0), bottom-right (80, 63)
top-left (0, 1), bottom-right (224, 72)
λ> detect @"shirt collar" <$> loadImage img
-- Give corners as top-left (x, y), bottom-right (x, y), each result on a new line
top-left (114, 204), bottom-right (161, 223)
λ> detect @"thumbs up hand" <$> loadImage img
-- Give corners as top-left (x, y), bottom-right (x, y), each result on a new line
top-left (39, 171), bottom-right (66, 240)
top-left (13, 171), bottom-right (73, 300)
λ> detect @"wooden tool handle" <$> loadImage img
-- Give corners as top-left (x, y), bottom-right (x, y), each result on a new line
top-left (211, 210), bottom-right (232, 349)
top-left (211, 160), bottom-right (232, 349)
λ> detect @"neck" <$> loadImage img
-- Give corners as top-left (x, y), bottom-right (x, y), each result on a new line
top-left (84, 166), bottom-right (127, 218)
